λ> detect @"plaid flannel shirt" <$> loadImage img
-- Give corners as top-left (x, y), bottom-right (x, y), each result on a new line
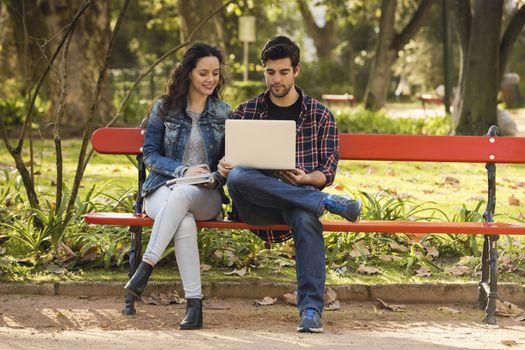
top-left (230, 87), bottom-right (339, 243)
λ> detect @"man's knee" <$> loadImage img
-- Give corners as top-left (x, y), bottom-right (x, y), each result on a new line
top-left (286, 208), bottom-right (322, 233)
top-left (226, 167), bottom-right (252, 192)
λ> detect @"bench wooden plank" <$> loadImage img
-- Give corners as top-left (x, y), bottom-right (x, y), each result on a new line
top-left (91, 128), bottom-right (525, 163)
top-left (84, 213), bottom-right (525, 235)
top-left (91, 127), bottom-right (144, 155)
top-left (339, 134), bottom-right (525, 163)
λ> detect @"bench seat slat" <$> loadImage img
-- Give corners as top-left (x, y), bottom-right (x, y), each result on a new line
top-left (84, 213), bottom-right (525, 235)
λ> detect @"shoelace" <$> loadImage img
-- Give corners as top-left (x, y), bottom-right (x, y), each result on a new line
top-left (305, 309), bottom-right (315, 320)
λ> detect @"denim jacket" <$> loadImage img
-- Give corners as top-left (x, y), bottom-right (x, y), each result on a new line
top-left (141, 96), bottom-right (231, 198)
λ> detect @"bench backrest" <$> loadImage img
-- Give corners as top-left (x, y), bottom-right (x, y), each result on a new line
top-left (91, 127), bottom-right (525, 164)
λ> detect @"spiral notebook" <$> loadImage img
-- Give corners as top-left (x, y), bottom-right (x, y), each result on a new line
top-left (165, 173), bottom-right (214, 187)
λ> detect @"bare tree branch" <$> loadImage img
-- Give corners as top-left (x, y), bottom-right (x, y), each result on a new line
top-left (53, 22), bottom-right (75, 213)
top-left (66, 0), bottom-right (131, 217)
top-left (14, 0), bottom-right (92, 154)
top-left (80, 0), bottom-right (236, 175)
top-left (449, 0), bottom-right (471, 54)
top-left (391, 0), bottom-right (437, 52)
top-left (499, 3), bottom-right (525, 82)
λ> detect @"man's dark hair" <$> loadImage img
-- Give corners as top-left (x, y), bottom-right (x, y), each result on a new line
top-left (260, 36), bottom-right (300, 68)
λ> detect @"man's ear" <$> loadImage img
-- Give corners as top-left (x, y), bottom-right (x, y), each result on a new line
top-left (293, 63), bottom-right (301, 78)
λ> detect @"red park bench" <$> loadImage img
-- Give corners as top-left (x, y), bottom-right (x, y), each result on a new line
top-left (85, 126), bottom-right (525, 325)
top-left (321, 94), bottom-right (356, 108)
top-left (419, 94), bottom-right (444, 109)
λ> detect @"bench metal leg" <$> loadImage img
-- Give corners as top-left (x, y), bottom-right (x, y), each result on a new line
top-left (122, 225), bottom-right (143, 315)
top-left (483, 234), bottom-right (499, 325)
top-left (478, 234), bottom-right (490, 309)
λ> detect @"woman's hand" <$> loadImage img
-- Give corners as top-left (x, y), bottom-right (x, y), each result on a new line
top-left (185, 164), bottom-right (216, 189)
top-left (185, 164), bottom-right (211, 176)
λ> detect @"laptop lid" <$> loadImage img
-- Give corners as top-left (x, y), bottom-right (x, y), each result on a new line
top-left (225, 119), bottom-right (296, 170)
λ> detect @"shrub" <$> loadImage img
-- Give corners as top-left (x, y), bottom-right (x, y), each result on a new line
top-left (334, 107), bottom-right (451, 135)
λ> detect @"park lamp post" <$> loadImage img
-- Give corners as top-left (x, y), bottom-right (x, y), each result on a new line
top-left (239, 16), bottom-right (255, 81)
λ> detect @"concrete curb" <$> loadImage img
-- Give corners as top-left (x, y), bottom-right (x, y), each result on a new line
top-left (1, 281), bottom-right (524, 305)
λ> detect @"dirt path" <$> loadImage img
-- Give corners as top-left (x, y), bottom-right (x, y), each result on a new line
top-left (1, 294), bottom-right (525, 349)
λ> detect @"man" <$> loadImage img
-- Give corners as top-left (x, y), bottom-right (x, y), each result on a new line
top-left (218, 36), bottom-right (361, 333)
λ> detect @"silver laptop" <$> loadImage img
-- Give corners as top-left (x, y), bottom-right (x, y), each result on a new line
top-left (225, 119), bottom-right (296, 170)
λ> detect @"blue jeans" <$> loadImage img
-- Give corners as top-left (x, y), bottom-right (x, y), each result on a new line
top-left (227, 167), bottom-right (328, 315)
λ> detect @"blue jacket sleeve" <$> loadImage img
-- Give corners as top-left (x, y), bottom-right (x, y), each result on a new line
top-left (142, 100), bottom-right (187, 178)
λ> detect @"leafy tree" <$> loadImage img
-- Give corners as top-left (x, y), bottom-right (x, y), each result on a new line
top-left (450, 0), bottom-right (525, 135)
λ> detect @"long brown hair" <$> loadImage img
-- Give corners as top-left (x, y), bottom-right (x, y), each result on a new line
top-left (157, 43), bottom-right (225, 119)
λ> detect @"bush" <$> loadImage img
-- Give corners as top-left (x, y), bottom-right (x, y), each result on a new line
top-left (335, 108), bottom-right (451, 135)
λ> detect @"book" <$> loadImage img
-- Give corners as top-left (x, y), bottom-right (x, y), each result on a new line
top-left (166, 173), bottom-right (214, 187)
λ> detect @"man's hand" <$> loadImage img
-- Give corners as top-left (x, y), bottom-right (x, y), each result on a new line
top-left (218, 157), bottom-right (233, 178)
top-left (274, 168), bottom-right (327, 188)
top-left (274, 168), bottom-right (307, 185)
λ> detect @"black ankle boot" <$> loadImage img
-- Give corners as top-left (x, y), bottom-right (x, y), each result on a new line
top-left (179, 298), bottom-right (203, 330)
top-left (124, 261), bottom-right (153, 298)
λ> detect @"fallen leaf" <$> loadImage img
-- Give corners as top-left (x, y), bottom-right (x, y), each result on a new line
top-left (499, 256), bottom-right (516, 272)
top-left (496, 300), bottom-right (524, 317)
top-left (387, 168), bottom-right (397, 176)
top-left (357, 266), bottom-right (380, 275)
top-left (282, 291), bottom-right (297, 306)
top-left (509, 195), bottom-right (520, 206)
top-left (324, 287), bottom-right (338, 304)
top-left (423, 189), bottom-right (435, 194)
top-left (325, 300), bottom-right (341, 311)
top-left (389, 242), bottom-right (408, 253)
top-left (254, 296), bottom-right (277, 306)
top-left (142, 290), bottom-right (184, 305)
top-left (437, 306), bottom-right (460, 314)
top-left (367, 167), bottom-right (376, 174)
top-left (444, 176), bottom-right (460, 186)
top-left (467, 196), bottom-right (485, 201)
top-left (445, 265), bottom-right (471, 276)
top-left (514, 182), bottom-right (525, 188)
top-left (415, 267), bottom-right (432, 277)
top-left (223, 266), bottom-right (247, 276)
top-left (404, 177), bottom-right (418, 183)
top-left (333, 184), bottom-right (345, 191)
top-left (380, 255), bottom-right (396, 262)
top-left (502, 340), bottom-right (518, 347)
top-left (350, 242), bottom-right (370, 258)
top-left (0, 236), bottom-right (10, 245)
top-left (200, 264), bottom-right (211, 272)
top-left (376, 298), bottom-right (406, 312)
top-left (79, 246), bottom-right (99, 263)
top-left (425, 246), bottom-right (439, 259)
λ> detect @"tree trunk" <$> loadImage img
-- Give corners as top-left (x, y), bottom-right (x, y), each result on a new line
top-left (177, 0), bottom-right (225, 52)
top-left (295, 0), bottom-right (338, 60)
top-left (453, 0), bottom-right (503, 135)
top-left (7, 0), bottom-right (112, 130)
top-left (363, 0), bottom-right (397, 110)
top-left (364, 0), bottom-right (436, 110)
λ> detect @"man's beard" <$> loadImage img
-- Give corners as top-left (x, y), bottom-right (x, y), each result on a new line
top-left (270, 84), bottom-right (292, 98)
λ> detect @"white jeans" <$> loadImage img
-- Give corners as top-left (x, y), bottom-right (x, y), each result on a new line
top-left (143, 184), bottom-right (222, 298)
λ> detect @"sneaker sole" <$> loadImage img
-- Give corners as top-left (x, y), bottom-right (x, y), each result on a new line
top-left (297, 326), bottom-right (324, 333)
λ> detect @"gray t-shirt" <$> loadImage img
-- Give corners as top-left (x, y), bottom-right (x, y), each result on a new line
top-left (182, 109), bottom-right (207, 167)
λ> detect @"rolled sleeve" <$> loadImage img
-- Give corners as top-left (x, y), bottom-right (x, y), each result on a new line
top-left (316, 109), bottom-right (339, 186)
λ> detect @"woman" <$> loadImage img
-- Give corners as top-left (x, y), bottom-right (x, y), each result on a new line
top-left (125, 43), bottom-right (231, 330)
